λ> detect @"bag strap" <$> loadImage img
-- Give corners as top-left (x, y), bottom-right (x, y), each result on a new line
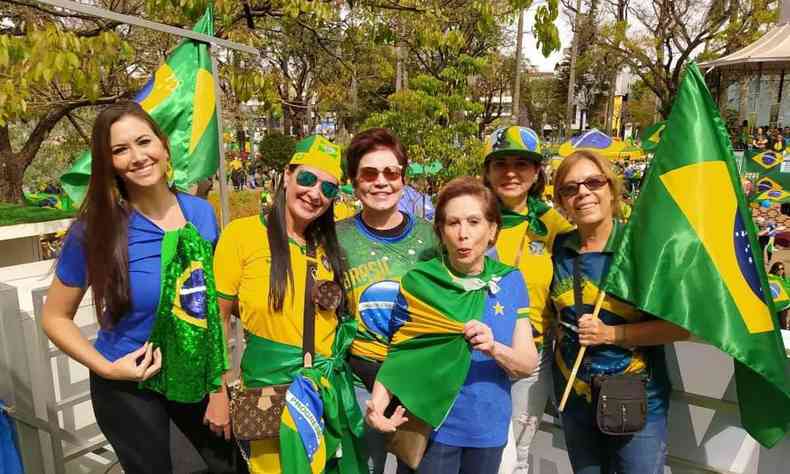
top-left (303, 244), bottom-right (317, 366)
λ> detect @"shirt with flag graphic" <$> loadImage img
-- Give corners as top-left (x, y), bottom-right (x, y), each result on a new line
top-left (550, 222), bottom-right (670, 418)
top-left (60, 6), bottom-right (219, 203)
top-left (602, 62), bottom-right (790, 448)
top-left (336, 213), bottom-right (437, 362)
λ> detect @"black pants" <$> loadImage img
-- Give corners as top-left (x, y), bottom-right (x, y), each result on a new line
top-left (90, 372), bottom-right (247, 474)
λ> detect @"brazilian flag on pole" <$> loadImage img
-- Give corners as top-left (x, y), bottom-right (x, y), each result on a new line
top-left (602, 63), bottom-right (790, 448)
top-left (60, 6), bottom-right (219, 203)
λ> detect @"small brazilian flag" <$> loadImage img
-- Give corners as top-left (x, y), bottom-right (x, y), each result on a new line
top-left (61, 6), bottom-right (219, 203)
top-left (602, 63), bottom-right (790, 448)
top-left (768, 275), bottom-right (790, 311)
top-left (280, 375), bottom-right (327, 474)
top-left (750, 150), bottom-right (783, 171)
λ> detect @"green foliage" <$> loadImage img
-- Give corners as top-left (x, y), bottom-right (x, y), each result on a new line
top-left (0, 24), bottom-right (134, 125)
top-left (258, 132), bottom-right (297, 171)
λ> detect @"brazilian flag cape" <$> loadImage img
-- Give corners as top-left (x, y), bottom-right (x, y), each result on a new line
top-left (376, 256), bottom-right (516, 428)
top-left (499, 196), bottom-right (550, 236)
top-left (242, 317), bottom-right (366, 474)
top-left (602, 63), bottom-right (790, 448)
top-left (140, 223), bottom-right (228, 402)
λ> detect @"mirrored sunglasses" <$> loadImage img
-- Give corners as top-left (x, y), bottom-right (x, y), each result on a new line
top-left (357, 166), bottom-right (403, 182)
top-left (558, 175), bottom-right (609, 198)
top-left (295, 170), bottom-right (339, 199)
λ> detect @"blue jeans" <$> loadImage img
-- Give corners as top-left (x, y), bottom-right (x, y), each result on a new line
top-left (560, 409), bottom-right (668, 474)
top-left (397, 441), bottom-right (504, 474)
top-left (354, 386), bottom-right (389, 474)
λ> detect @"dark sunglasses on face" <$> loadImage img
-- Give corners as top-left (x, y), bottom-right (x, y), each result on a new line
top-left (295, 170), bottom-right (339, 199)
top-left (357, 166), bottom-right (403, 182)
top-left (558, 174), bottom-right (609, 198)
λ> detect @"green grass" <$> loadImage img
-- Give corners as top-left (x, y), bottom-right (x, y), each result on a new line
top-left (0, 202), bottom-right (77, 227)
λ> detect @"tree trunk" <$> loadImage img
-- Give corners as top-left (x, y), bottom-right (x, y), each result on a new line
top-left (512, 10), bottom-right (524, 126)
top-left (566, 0), bottom-right (584, 137)
top-left (0, 151), bottom-right (27, 203)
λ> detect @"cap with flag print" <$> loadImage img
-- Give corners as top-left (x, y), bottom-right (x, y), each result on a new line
top-left (483, 126), bottom-right (544, 164)
top-left (289, 135), bottom-right (343, 182)
top-left (60, 6), bottom-right (219, 203)
top-left (601, 62), bottom-right (790, 448)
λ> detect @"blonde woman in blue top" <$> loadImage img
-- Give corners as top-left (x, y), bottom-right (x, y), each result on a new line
top-left (550, 150), bottom-right (688, 474)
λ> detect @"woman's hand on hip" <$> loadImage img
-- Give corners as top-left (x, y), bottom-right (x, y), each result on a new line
top-left (464, 320), bottom-right (495, 356)
top-left (104, 342), bottom-right (162, 381)
top-left (577, 314), bottom-right (616, 346)
top-left (204, 389), bottom-right (232, 440)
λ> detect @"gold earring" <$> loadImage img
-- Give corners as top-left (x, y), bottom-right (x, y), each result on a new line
top-left (166, 161), bottom-right (174, 187)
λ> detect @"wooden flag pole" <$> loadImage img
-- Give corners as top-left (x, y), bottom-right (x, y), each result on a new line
top-left (558, 290), bottom-right (607, 412)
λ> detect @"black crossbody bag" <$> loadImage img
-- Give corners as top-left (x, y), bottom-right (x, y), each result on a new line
top-left (573, 256), bottom-right (647, 436)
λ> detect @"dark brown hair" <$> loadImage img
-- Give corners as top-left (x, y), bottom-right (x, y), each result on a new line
top-left (344, 128), bottom-right (408, 184)
top-left (75, 101), bottom-right (170, 328)
top-left (553, 150), bottom-right (623, 219)
top-left (434, 176), bottom-right (502, 244)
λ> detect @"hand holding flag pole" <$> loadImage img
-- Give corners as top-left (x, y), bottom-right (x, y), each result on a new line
top-left (558, 290), bottom-right (607, 412)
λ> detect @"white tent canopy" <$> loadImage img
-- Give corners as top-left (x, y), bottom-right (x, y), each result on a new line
top-left (701, 23), bottom-right (790, 71)
top-left (701, 2), bottom-right (790, 71)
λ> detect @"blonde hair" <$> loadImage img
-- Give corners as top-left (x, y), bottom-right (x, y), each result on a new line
top-left (553, 150), bottom-right (623, 220)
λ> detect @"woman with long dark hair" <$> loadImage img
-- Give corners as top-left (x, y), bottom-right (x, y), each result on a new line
top-left (212, 135), bottom-right (366, 473)
top-left (42, 101), bottom-right (244, 473)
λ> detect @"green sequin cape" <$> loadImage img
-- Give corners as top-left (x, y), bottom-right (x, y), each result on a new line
top-left (140, 223), bottom-right (228, 402)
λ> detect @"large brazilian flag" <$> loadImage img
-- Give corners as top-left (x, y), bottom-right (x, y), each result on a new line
top-left (60, 6), bottom-right (219, 203)
top-left (602, 63), bottom-right (790, 448)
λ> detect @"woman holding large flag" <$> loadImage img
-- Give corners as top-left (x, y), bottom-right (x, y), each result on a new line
top-left (42, 102), bottom-right (244, 473)
top-left (366, 177), bottom-right (538, 474)
top-left (212, 135), bottom-right (366, 473)
top-left (550, 150), bottom-right (688, 474)
top-left (481, 126), bottom-right (573, 473)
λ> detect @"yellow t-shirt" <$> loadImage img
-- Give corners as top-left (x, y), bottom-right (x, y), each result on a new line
top-left (492, 206), bottom-right (573, 349)
top-left (213, 215), bottom-right (338, 357)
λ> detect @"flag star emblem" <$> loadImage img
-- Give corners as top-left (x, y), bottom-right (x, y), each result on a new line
top-left (494, 302), bottom-right (504, 315)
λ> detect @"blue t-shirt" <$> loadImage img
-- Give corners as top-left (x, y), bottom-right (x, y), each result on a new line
top-left (433, 270), bottom-right (529, 448)
top-left (56, 193), bottom-right (219, 362)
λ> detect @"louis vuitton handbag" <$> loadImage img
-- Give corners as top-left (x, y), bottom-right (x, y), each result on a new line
top-left (228, 245), bottom-right (343, 441)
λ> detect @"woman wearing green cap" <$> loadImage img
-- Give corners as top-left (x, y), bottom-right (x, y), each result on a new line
top-left (213, 135), bottom-right (366, 473)
top-left (482, 126), bottom-right (573, 474)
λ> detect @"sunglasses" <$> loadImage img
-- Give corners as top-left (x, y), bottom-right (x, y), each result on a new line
top-left (558, 175), bottom-right (609, 198)
top-left (357, 166), bottom-right (403, 182)
top-left (295, 170), bottom-right (339, 199)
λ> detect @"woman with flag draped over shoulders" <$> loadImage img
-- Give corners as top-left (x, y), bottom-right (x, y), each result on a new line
top-left (550, 150), bottom-right (689, 474)
top-left (41, 102), bottom-right (244, 473)
top-left (366, 177), bottom-right (538, 474)
top-left (212, 135), bottom-right (367, 473)
top-left (481, 126), bottom-right (573, 474)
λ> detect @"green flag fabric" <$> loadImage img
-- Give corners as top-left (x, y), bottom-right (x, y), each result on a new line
top-left (499, 195), bottom-right (551, 236)
top-left (602, 63), bottom-right (790, 448)
top-left (376, 257), bottom-right (515, 427)
top-left (60, 6), bottom-right (219, 203)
